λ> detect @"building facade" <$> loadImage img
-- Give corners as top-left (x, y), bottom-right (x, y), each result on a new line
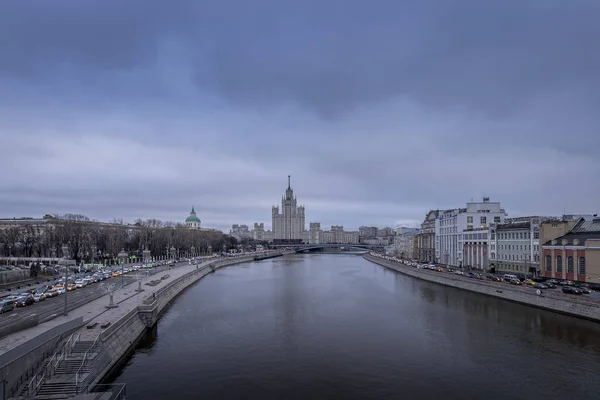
top-left (541, 216), bottom-right (600, 283)
top-left (416, 210), bottom-right (439, 263)
top-left (394, 228), bottom-right (419, 259)
top-left (230, 224), bottom-right (251, 241)
top-left (272, 176), bottom-right (306, 244)
top-left (489, 216), bottom-right (550, 274)
top-left (252, 223), bottom-right (273, 242)
top-left (435, 197), bottom-right (507, 267)
top-left (359, 226), bottom-right (378, 240)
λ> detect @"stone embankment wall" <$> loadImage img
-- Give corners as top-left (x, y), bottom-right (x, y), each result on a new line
top-left (93, 256), bottom-right (257, 387)
top-left (364, 254), bottom-right (600, 322)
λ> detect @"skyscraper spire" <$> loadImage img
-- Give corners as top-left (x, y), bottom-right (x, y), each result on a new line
top-left (288, 175), bottom-right (291, 189)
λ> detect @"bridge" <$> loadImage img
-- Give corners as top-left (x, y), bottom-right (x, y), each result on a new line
top-left (271, 244), bottom-right (383, 253)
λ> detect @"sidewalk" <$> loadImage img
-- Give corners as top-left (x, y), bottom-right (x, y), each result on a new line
top-left (0, 261), bottom-right (212, 355)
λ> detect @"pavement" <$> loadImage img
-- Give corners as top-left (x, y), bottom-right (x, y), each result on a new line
top-left (0, 260), bottom-right (208, 355)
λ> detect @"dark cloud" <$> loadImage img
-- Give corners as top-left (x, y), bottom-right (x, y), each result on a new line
top-left (1, 0), bottom-right (599, 230)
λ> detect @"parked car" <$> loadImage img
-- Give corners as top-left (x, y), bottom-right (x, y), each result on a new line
top-left (533, 283), bottom-right (548, 289)
top-left (576, 285), bottom-right (592, 294)
top-left (15, 294), bottom-right (35, 307)
top-left (486, 274), bottom-right (501, 282)
top-left (33, 291), bottom-right (46, 302)
top-left (0, 300), bottom-right (15, 313)
top-left (562, 286), bottom-right (582, 295)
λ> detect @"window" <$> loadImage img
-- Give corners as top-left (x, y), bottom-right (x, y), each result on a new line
top-left (545, 254), bottom-right (551, 270)
top-left (467, 216), bottom-right (473, 223)
top-left (579, 257), bottom-right (586, 275)
top-left (494, 216), bottom-right (501, 223)
top-left (533, 230), bottom-right (539, 239)
top-left (556, 256), bottom-right (562, 273)
top-left (491, 233), bottom-right (495, 240)
top-left (491, 252), bottom-right (495, 259)
top-left (567, 256), bottom-right (574, 274)
top-left (480, 216), bottom-right (487, 224)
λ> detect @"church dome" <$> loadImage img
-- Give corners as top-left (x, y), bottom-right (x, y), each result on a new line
top-left (185, 207), bottom-right (201, 223)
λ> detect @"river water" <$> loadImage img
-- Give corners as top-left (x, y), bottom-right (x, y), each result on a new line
top-left (108, 254), bottom-right (600, 400)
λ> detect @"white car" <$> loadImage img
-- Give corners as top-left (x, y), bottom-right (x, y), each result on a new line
top-left (75, 279), bottom-right (86, 288)
top-left (33, 292), bottom-right (46, 302)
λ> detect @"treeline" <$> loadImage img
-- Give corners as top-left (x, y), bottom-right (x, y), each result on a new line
top-left (0, 214), bottom-right (245, 263)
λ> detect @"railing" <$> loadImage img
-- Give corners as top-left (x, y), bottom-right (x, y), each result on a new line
top-left (75, 333), bottom-right (100, 394)
top-left (86, 383), bottom-right (127, 400)
top-left (24, 332), bottom-right (79, 398)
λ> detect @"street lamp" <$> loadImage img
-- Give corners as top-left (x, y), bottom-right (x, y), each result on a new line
top-left (118, 249), bottom-right (128, 288)
top-left (62, 244), bottom-right (69, 316)
top-left (191, 246), bottom-right (195, 258)
top-left (91, 245), bottom-right (97, 267)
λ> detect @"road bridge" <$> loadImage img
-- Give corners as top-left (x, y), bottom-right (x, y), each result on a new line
top-left (271, 244), bottom-right (384, 253)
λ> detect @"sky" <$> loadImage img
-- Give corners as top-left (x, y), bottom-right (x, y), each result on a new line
top-left (1, 0), bottom-right (599, 232)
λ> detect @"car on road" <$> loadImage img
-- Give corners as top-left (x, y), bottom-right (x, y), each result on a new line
top-left (576, 285), bottom-right (592, 294)
top-left (33, 291), bottom-right (47, 302)
top-left (15, 294), bottom-right (35, 307)
top-left (562, 286), bottom-right (583, 295)
top-left (533, 283), bottom-right (548, 289)
top-left (4, 295), bottom-right (20, 304)
top-left (44, 289), bottom-right (59, 298)
top-left (0, 300), bottom-right (14, 313)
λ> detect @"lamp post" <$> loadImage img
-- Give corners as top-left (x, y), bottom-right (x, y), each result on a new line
top-left (165, 247), bottom-right (169, 261)
top-left (62, 244), bottom-right (69, 316)
top-left (118, 249), bottom-right (128, 288)
top-left (191, 246), bottom-right (195, 259)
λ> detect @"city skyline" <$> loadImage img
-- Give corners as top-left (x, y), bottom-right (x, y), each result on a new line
top-left (1, 2), bottom-right (599, 232)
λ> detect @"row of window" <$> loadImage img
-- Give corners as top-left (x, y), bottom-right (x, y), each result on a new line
top-left (498, 244), bottom-right (538, 251)
top-left (496, 231), bottom-right (540, 240)
top-left (467, 216), bottom-right (502, 224)
top-left (545, 255), bottom-right (586, 275)
top-left (495, 253), bottom-right (540, 262)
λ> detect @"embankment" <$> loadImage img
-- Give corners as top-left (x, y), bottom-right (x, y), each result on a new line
top-left (364, 254), bottom-right (600, 322)
top-left (91, 255), bottom-right (259, 388)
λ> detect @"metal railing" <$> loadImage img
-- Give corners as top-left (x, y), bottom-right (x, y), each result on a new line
top-left (75, 333), bottom-right (100, 393)
top-left (24, 332), bottom-right (80, 398)
top-left (86, 383), bottom-right (127, 400)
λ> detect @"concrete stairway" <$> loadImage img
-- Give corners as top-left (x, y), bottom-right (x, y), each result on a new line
top-left (32, 340), bottom-right (104, 400)
top-left (33, 381), bottom-right (77, 399)
top-left (70, 341), bottom-right (98, 354)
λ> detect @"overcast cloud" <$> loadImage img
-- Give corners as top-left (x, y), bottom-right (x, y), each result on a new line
top-left (1, 0), bottom-right (599, 232)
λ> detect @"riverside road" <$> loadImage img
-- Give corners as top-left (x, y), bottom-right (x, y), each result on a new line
top-left (0, 276), bottom-right (137, 323)
top-left (110, 254), bottom-right (600, 400)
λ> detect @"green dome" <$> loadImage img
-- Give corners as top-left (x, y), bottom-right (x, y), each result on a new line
top-left (186, 215), bottom-right (201, 223)
top-left (185, 206), bottom-right (200, 223)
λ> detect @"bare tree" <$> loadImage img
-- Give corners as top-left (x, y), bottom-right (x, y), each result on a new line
top-left (101, 282), bottom-right (119, 308)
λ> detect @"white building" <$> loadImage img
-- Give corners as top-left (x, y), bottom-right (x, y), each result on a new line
top-left (435, 197), bottom-right (507, 267)
top-left (272, 176), bottom-right (306, 244)
top-left (490, 216), bottom-right (552, 274)
top-left (184, 207), bottom-right (201, 229)
top-left (252, 223), bottom-right (273, 243)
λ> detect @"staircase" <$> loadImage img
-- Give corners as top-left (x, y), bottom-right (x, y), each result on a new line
top-left (30, 339), bottom-right (109, 400)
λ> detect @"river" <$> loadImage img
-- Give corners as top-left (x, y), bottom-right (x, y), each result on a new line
top-left (108, 254), bottom-right (600, 400)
